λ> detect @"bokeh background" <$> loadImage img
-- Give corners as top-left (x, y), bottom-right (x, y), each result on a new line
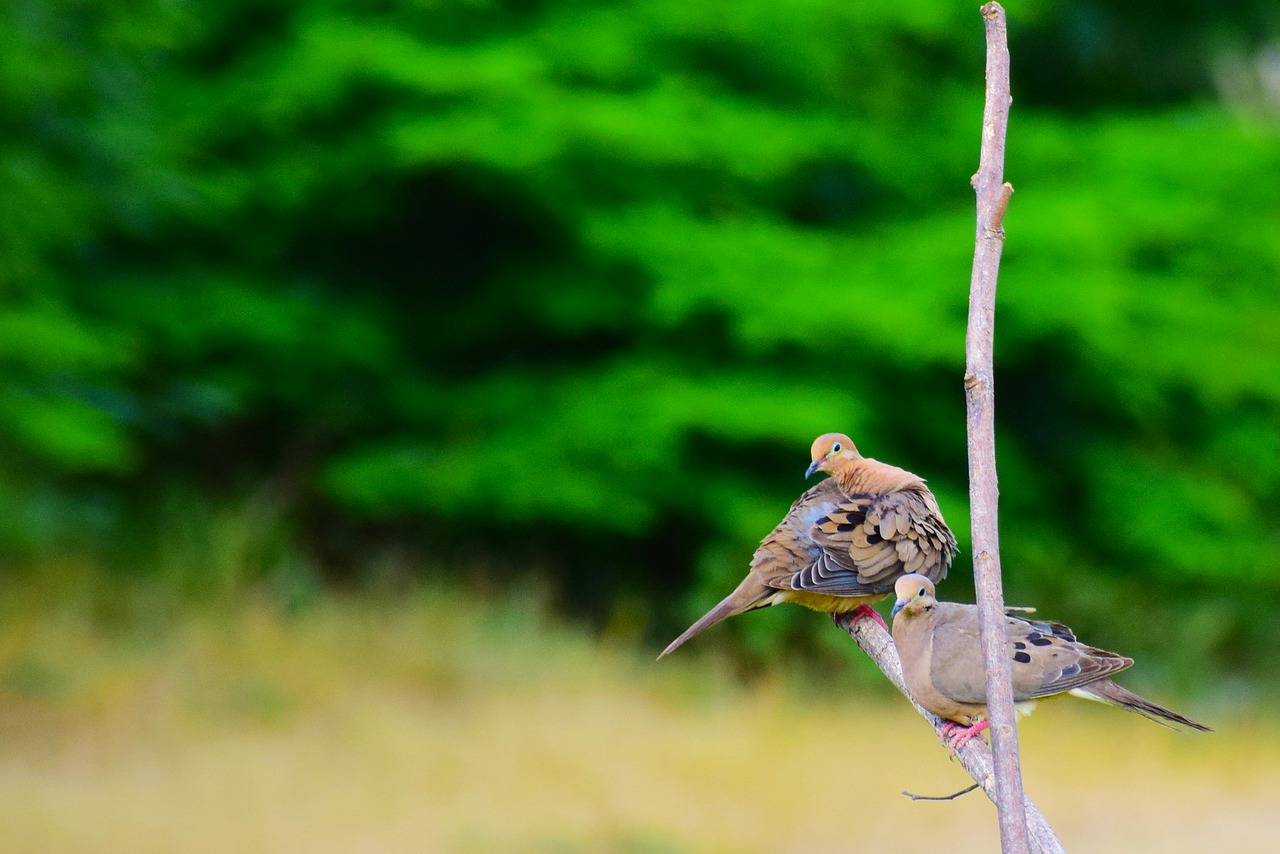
top-left (3, 0), bottom-right (1279, 851)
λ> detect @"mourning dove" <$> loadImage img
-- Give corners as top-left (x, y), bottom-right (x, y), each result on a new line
top-left (660, 433), bottom-right (957, 657)
top-left (890, 574), bottom-right (1211, 748)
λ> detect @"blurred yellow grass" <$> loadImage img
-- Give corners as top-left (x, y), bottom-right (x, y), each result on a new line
top-left (0, 585), bottom-right (1275, 853)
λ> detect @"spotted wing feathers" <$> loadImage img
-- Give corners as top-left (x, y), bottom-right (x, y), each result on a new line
top-left (1007, 616), bottom-right (1134, 700)
top-left (790, 490), bottom-right (956, 595)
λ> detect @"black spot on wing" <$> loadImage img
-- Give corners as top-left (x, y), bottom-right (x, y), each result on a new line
top-left (1013, 651), bottom-right (1031, 664)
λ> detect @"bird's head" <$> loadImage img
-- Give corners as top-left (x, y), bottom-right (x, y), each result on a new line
top-left (891, 574), bottom-right (937, 621)
top-left (805, 432), bottom-right (861, 479)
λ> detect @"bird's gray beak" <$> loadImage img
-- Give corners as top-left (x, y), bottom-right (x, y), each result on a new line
top-left (805, 460), bottom-right (822, 479)
top-left (890, 599), bottom-right (906, 619)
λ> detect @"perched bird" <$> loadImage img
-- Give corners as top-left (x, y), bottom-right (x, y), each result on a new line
top-left (890, 574), bottom-right (1211, 749)
top-left (659, 433), bottom-right (957, 657)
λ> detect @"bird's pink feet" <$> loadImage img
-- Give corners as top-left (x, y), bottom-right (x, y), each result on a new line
top-left (939, 720), bottom-right (990, 753)
top-left (853, 604), bottom-right (889, 631)
top-left (831, 605), bottom-right (889, 632)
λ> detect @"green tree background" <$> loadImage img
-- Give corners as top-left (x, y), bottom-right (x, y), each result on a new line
top-left (3, 0), bottom-right (1278, 689)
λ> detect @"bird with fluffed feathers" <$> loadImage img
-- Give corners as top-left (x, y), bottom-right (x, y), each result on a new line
top-left (660, 433), bottom-right (957, 658)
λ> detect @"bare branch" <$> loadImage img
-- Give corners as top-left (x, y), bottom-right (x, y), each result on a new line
top-left (902, 783), bottom-right (980, 802)
top-left (831, 5), bottom-right (1069, 851)
top-left (967, 5), bottom-right (1030, 852)
top-left (837, 617), bottom-right (1066, 853)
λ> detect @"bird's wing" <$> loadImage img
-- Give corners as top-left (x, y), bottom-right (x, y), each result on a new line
top-left (1005, 615), bottom-right (1134, 700)
top-left (789, 488), bottom-right (957, 595)
top-left (924, 605), bottom-right (1132, 704)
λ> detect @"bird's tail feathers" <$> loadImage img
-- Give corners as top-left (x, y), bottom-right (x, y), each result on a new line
top-left (1071, 680), bottom-right (1212, 732)
top-left (657, 579), bottom-right (771, 659)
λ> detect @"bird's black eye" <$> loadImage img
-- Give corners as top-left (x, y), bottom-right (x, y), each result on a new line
top-left (831, 442), bottom-right (842, 453)
top-left (918, 586), bottom-right (927, 597)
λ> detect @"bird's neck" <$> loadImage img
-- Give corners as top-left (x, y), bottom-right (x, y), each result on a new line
top-left (834, 458), bottom-right (923, 495)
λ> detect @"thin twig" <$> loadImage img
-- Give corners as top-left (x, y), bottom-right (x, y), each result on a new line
top-left (967, 4), bottom-right (1031, 852)
top-left (902, 783), bottom-right (981, 801)
top-left (836, 616), bottom-right (1066, 852)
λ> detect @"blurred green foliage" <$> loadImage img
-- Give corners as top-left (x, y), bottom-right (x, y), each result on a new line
top-left (1, 1), bottom-right (1278, 685)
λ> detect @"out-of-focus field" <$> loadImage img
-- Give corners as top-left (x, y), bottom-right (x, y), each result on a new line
top-left (0, 578), bottom-right (1273, 854)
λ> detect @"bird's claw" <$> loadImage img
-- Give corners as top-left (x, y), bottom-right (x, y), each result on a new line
top-left (939, 720), bottom-right (989, 754)
top-left (831, 605), bottom-right (888, 632)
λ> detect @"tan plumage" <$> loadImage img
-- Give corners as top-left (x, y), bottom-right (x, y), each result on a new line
top-left (890, 575), bottom-right (1211, 735)
top-left (659, 433), bottom-right (957, 657)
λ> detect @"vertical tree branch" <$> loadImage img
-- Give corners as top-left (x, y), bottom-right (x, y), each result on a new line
top-left (834, 6), bottom-right (1065, 851)
top-left (966, 4), bottom-right (1026, 852)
